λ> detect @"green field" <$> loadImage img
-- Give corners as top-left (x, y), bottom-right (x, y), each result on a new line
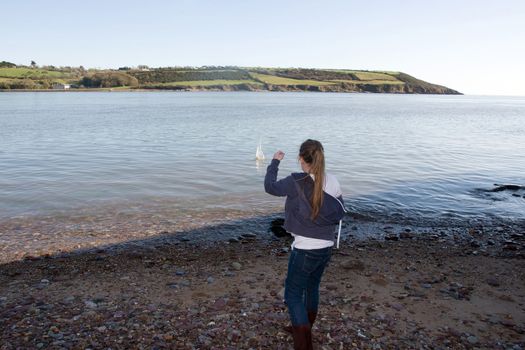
top-left (353, 72), bottom-right (399, 81)
top-left (149, 79), bottom-right (261, 87)
top-left (250, 73), bottom-right (336, 86)
top-left (0, 67), bottom-right (72, 79)
top-left (330, 79), bottom-right (404, 85)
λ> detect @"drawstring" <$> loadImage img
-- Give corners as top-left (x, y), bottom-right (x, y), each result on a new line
top-left (336, 219), bottom-right (342, 249)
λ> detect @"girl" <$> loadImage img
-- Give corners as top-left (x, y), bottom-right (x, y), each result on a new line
top-left (264, 139), bottom-right (345, 350)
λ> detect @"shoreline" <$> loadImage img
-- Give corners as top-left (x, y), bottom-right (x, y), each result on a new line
top-left (1, 207), bottom-right (524, 265)
top-left (0, 88), bottom-right (462, 95)
top-left (0, 217), bottom-right (524, 349)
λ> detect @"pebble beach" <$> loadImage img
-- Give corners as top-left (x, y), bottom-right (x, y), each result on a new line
top-left (1, 215), bottom-right (524, 349)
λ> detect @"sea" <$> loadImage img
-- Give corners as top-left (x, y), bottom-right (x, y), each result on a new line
top-left (1, 91), bottom-right (524, 233)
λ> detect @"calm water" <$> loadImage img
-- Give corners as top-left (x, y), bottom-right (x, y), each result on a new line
top-left (1, 92), bottom-right (524, 225)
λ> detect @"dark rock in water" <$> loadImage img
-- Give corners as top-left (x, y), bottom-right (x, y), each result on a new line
top-left (269, 218), bottom-right (289, 238)
top-left (512, 194), bottom-right (521, 197)
top-left (489, 184), bottom-right (525, 192)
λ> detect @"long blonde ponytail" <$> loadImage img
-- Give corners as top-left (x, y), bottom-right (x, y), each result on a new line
top-left (299, 139), bottom-right (325, 220)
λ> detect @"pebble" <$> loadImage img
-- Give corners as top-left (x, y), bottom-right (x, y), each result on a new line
top-left (466, 335), bottom-right (478, 344)
top-left (385, 234), bottom-right (399, 241)
top-left (180, 280), bottom-right (191, 287)
top-left (241, 233), bottom-right (257, 238)
top-left (84, 300), bottom-right (98, 309)
top-left (390, 303), bottom-right (404, 311)
top-left (113, 311), bottom-right (125, 318)
top-left (206, 277), bottom-right (215, 284)
top-left (175, 270), bottom-right (186, 276)
top-left (400, 232), bottom-right (413, 239)
top-left (486, 278), bottom-right (500, 287)
top-left (232, 262), bottom-right (242, 270)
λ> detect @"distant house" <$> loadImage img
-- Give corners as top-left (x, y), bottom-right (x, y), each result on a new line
top-left (52, 83), bottom-right (70, 90)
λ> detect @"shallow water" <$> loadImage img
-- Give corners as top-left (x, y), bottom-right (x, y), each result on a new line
top-left (1, 92), bottom-right (524, 227)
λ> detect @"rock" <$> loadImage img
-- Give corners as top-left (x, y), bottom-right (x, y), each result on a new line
top-left (198, 335), bottom-right (212, 345)
top-left (486, 278), bottom-right (500, 287)
top-left (228, 329), bottom-right (241, 342)
top-left (470, 241), bottom-right (481, 248)
top-left (84, 300), bottom-right (98, 309)
top-left (342, 260), bottom-right (366, 271)
top-left (390, 303), bottom-right (404, 311)
top-left (385, 234), bottom-right (399, 241)
top-left (400, 232), bottom-right (413, 239)
top-left (212, 298), bottom-right (227, 310)
top-left (180, 280), bottom-right (191, 287)
top-left (175, 269), bottom-right (186, 276)
top-left (113, 311), bottom-right (125, 318)
top-left (206, 277), bottom-right (215, 284)
top-left (500, 319), bottom-right (516, 327)
top-left (40, 279), bottom-right (50, 284)
top-left (231, 262), bottom-right (242, 270)
top-left (466, 335), bottom-right (478, 344)
top-left (278, 287), bottom-right (285, 299)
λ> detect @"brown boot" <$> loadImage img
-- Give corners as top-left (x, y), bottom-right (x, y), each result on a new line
top-left (291, 325), bottom-right (313, 350)
top-left (307, 310), bottom-right (317, 327)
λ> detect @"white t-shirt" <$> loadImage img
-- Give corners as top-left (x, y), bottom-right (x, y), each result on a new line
top-left (291, 173), bottom-right (342, 250)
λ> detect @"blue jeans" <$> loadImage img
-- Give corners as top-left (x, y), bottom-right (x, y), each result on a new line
top-left (284, 246), bottom-right (332, 326)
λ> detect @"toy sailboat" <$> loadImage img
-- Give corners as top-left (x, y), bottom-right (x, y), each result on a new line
top-left (255, 139), bottom-right (265, 160)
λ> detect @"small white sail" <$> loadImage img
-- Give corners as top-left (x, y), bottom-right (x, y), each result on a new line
top-left (255, 140), bottom-right (265, 160)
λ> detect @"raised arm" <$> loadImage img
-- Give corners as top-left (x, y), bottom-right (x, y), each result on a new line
top-left (264, 157), bottom-right (294, 197)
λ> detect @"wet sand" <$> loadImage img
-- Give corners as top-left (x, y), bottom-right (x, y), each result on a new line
top-left (0, 217), bottom-right (524, 349)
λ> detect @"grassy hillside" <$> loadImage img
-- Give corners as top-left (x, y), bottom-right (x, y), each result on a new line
top-left (0, 63), bottom-right (461, 94)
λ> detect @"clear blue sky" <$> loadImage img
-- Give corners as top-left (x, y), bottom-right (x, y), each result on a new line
top-left (3, 0), bottom-right (525, 95)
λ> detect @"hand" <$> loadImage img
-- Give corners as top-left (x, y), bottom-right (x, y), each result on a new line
top-left (273, 150), bottom-right (285, 161)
